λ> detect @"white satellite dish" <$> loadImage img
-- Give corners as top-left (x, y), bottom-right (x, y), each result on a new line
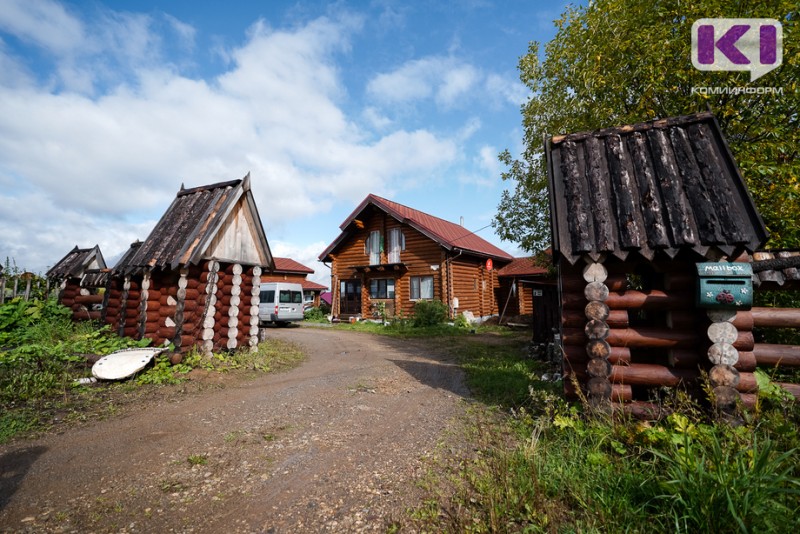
top-left (91, 347), bottom-right (167, 380)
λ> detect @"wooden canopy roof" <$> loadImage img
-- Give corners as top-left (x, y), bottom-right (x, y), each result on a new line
top-left (47, 245), bottom-right (106, 279)
top-left (118, 174), bottom-right (273, 275)
top-left (546, 112), bottom-right (768, 265)
top-left (320, 194), bottom-right (513, 262)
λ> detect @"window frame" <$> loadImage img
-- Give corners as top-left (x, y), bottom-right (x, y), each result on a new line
top-left (387, 228), bottom-right (405, 264)
top-left (369, 278), bottom-right (395, 299)
top-left (409, 275), bottom-right (434, 300)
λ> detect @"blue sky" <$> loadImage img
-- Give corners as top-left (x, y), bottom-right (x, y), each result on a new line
top-left (0, 0), bottom-right (569, 285)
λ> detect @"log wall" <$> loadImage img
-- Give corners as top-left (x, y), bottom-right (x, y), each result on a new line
top-left (327, 206), bottom-right (503, 320)
top-left (560, 255), bottom-right (800, 415)
top-left (100, 260), bottom-right (265, 355)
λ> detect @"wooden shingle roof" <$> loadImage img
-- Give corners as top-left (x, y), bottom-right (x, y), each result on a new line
top-left (47, 245), bottom-right (106, 279)
top-left (320, 194), bottom-right (513, 261)
top-left (546, 112), bottom-right (768, 265)
top-left (119, 174), bottom-right (273, 274)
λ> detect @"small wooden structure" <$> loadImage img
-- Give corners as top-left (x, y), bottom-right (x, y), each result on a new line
top-left (46, 245), bottom-right (108, 321)
top-left (103, 175), bottom-right (274, 354)
top-left (544, 112), bottom-right (798, 414)
top-left (261, 257), bottom-right (328, 308)
top-left (495, 257), bottom-right (557, 339)
top-left (319, 194), bottom-right (513, 321)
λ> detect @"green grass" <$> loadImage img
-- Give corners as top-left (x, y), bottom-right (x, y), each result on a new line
top-left (0, 297), bottom-right (307, 443)
top-left (394, 330), bottom-right (800, 533)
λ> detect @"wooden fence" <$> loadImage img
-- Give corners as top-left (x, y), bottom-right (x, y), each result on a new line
top-left (0, 272), bottom-right (50, 304)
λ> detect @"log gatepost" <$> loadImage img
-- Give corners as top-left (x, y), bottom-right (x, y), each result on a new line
top-left (583, 261), bottom-right (612, 409)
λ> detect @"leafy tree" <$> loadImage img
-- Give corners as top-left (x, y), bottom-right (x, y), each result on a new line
top-left (495, 0), bottom-right (799, 252)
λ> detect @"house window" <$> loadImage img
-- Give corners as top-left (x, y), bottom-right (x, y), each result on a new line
top-left (370, 278), bottom-right (395, 299)
top-left (410, 276), bottom-right (434, 300)
top-left (366, 230), bottom-right (382, 265)
top-left (387, 228), bottom-right (405, 263)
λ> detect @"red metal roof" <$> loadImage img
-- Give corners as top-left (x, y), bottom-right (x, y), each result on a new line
top-left (320, 194), bottom-right (513, 261)
top-left (496, 257), bottom-right (549, 278)
top-left (273, 257), bottom-right (314, 274)
top-left (298, 279), bottom-right (328, 291)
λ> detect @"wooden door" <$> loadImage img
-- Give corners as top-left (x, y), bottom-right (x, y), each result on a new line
top-left (340, 280), bottom-right (362, 316)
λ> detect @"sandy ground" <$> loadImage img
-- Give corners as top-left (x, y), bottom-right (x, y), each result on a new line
top-left (0, 327), bottom-right (472, 533)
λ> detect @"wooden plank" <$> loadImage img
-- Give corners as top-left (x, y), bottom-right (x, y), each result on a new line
top-left (646, 128), bottom-right (696, 246)
top-left (604, 134), bottom-right (644, 249)
top-left (626, 132), bottom-right (670, 248)
top-left (559, 140), bottom-right (593, 253)
top-left (686, 122), bottom-right (747, 242)
top-left (669, 126), bottom-right (723, 243)
top-left (583, 136), bottom-right (615, 251)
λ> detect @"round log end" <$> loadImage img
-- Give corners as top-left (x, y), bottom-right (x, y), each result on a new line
top-left (709, 364), bottom-right (740, 388)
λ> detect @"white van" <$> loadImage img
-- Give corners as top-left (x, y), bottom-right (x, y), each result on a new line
top-left (259, 282), bottom-right (305, 326)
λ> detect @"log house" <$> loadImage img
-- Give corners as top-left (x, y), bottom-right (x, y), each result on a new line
top-left (319, 194), bottom-right (513, 321)
top-left (46, 245), bottom-right (108, 321)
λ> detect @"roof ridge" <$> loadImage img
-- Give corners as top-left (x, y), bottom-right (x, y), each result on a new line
top-left (177, 178), bottom-right (242, 197)
top-left (551, 111), bottom-right (714, 145)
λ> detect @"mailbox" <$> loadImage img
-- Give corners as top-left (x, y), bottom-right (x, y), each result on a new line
top-left (696, 262), bottom-right (753, 310)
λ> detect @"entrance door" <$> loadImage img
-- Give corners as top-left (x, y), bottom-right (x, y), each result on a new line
top-left (340, 280), bottom-right (362, 316)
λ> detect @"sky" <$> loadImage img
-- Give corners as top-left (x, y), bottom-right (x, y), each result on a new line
top-left (0, 0), bottom-right (569, 286)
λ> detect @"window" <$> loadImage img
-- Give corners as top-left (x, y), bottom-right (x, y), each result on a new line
top-left (260, 290), bottom-right (275, 303)
top-left (366, 230), bottom-right (382, 265)
top-left (387, 228), bottom-right (405, 263)
top-left (370, 278), bottom-right (395, 299)
top-left (410, 276), bottom-right (434, 300)
top-left (279, 290), bottom-right (303, 304)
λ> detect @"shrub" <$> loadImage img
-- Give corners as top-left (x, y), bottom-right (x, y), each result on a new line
top-left (304, 306), bottom-right (328, 322)
top-left (412, 299), bottom-right (448, 327)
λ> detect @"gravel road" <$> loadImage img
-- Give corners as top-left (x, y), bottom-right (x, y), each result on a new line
top-left (0, 326), bottom-right (471, 533)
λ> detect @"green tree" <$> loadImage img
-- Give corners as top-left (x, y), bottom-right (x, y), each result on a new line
top-left (495, 0), bottom-right (799, 252)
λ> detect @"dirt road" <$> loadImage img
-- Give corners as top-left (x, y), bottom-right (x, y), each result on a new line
top-left (0, 327), bottom-right (471, 533)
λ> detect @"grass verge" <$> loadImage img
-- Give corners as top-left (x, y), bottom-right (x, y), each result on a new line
top-left (400, 331), bottom-right (800, 533)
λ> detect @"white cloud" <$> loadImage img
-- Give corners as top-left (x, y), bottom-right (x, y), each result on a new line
top-left (0, 5), bottom-right (460, 272)
top-left (0, 0), bottom-right (84, 54)
top-left (362, 106), bottom-right (393, 130)
top-left (367, 55), bottom-right (519, 110)
top-left (367, 56), bottom-right (484, 107)
top-left (485, 72), bottom-right (528, 107)
top-left (163, 13), bottom-right (196, 50)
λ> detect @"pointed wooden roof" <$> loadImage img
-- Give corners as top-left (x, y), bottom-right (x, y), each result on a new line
top-left (47, 245), bottom-right (106, 279)
top-left (320, 194), bottom-right (513, 262)
top-left (119, 174), bottom-right (273, 274)
top-left (546, 112), bottom-right (768, 265)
